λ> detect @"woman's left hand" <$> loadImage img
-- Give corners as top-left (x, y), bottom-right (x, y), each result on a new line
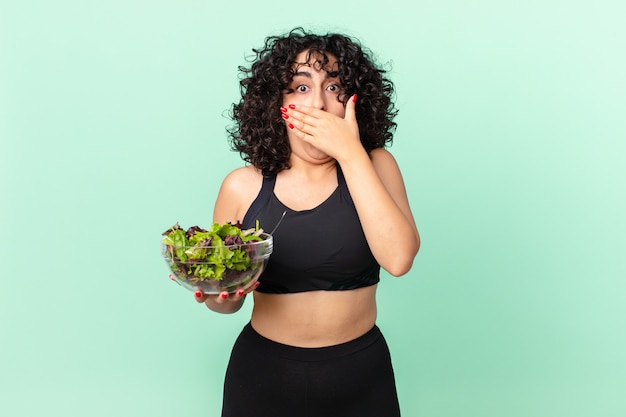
top-left (281, 94), bottom-right (362, 162)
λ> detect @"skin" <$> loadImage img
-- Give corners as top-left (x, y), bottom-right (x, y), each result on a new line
top-left (195, 51), bottom-right (420, 347)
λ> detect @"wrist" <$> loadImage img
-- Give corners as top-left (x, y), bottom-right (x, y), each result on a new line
top-left (335, 146), bottom-right (370, 171)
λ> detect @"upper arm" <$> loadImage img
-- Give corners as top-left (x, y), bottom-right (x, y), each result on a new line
top-left (370, 149), bottom-right (420, 245)
top-left (213, 166), bottom-right (263, 225)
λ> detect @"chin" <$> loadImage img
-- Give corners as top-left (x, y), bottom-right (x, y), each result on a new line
top-left (308, 150), bottom-right (333, 162)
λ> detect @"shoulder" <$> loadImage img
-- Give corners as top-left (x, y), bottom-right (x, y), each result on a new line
top-left (214, 166), bottom-right (264, 223)
top-left (369, 148), bottom-right (401, 173)
top-left (369, 148), bottom-right (407, 188)
top-left (221, 165), bottom-right (263, 189)
top-left (219, 165), bottom-right (264, 200)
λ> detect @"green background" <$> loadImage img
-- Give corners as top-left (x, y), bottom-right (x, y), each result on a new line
top-left (1, 1), bottom-right (625, 416)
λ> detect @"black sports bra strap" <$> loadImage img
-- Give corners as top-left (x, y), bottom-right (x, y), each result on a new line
top-left (336, 164), bottom-right (353, 205)
top-left (242, 175), bottom-right (276, 228)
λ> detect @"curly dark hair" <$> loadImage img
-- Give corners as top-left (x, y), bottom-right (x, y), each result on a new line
top-left (227, 27), bottom-right (398, 176)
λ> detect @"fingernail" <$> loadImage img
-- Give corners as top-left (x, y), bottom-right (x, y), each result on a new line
top-left (288, 104), bottom-right (296, 109)
top-left (220, 293), bottom-right (228, 299)
top-left (281, 113), bottom-right (289, 120)
top-left (280, 106), bottom-right (287, 113)
top-left (254, 281), bottom-right (261, 289)
top-left (288, 123), bottom-right (294, 129)
top-left (352, 94), bottom-right (357, 103)
top-left (194, 290), bottom-right (202, 298)
top-left (169, 274), bottom-right (176, 281)
top-left (236, 289), bottom-right (245, 297)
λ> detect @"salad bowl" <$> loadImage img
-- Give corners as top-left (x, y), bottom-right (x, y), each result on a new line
top-left (162, 223), bottom-right (273, 294)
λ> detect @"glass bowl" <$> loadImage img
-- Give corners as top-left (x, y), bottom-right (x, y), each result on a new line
top-left (162, 233), bottom-right (273, 294)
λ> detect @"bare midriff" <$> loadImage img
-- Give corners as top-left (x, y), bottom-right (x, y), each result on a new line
top-left (250, 285), bottom-right (378, 348)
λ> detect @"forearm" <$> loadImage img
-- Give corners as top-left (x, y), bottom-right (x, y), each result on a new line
top-left (337, 149), bottom-right (419, 276)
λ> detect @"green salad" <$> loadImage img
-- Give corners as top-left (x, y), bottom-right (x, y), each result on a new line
top-left (162, 221), bottom-right (264, 282)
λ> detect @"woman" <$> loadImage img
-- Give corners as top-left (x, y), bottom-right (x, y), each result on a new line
top-left (196, 27), bottom-right (420, 417)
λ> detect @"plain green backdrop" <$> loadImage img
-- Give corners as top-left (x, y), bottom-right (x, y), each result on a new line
top-left (1, 1), bottom-right (625, 416)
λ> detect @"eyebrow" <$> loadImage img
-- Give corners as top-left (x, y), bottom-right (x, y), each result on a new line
top-left (293, 71), bottom-right (313, 78)
top-left (292, 70), bottom-right (340, 80)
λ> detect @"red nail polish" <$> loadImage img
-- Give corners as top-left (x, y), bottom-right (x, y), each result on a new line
top-left (254, 281), bottom-right (261, 288)
top-left (237, 289), bottom-right (245, 297)
top-left (281, 113), bottom-right (289, 120)
top-left (194, 290), bottom-right (202, 298)
top-left (352, 94), bottom-right (357, 103)
top-left (288, 104), bottom-right (296, 109)
top-left (280, 106), bottom-right (287, 113)
top-left (169, 274), bottom-right (176, 281)
top-left (220, 293), bottom-right (228, 299)
top-left (288, 123), bottom-right (294, 129)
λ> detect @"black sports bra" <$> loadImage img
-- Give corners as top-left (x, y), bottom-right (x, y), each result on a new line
top-left (241, 166), bottom-right (380, 293)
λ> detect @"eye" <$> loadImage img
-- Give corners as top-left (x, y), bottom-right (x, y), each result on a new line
top-left (327, 83), bottom-right (342, 92)
top-left (296, 85), bottom-right (309, 93)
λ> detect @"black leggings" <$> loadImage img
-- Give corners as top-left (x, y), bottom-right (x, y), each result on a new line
top-left (222, 323), bottom-right (401, 417)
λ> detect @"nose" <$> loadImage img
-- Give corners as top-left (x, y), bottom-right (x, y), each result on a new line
top-left (310, 88), bottom-right (326, 111)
